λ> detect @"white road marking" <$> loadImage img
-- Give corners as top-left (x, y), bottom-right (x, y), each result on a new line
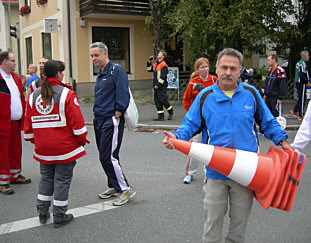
top-left (0, 200), bottom-right (119, 235)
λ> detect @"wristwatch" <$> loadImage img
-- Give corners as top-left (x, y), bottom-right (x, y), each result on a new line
top-left (115, 113), bottom-right (120, 118)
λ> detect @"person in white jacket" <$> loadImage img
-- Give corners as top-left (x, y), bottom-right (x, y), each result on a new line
top-left (291, 101), bottom-right (311, 151)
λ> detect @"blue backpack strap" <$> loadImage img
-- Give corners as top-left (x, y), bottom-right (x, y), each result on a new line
top-left (192, 89), bottom-right (213, 137)
top-left (243, 86), bottom-right (261, 127)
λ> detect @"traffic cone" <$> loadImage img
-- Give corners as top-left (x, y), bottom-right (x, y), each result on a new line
top-left (168, 138), bottom-right (306, 211)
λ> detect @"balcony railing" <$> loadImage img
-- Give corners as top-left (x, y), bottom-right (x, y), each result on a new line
top-left (80, 0), bottom-right (150, 17)
top-left (2, 0), bottom-right (19, 4)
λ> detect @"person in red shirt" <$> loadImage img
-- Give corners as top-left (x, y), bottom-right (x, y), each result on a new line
top-left (182, 57), bottom-right (217, 184)
top-left (24, 60), bottom-right (88, 228)
top-left (0, 51), bottom-right (30, 195)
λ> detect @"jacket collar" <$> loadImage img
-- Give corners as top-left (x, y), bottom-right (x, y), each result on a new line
top-left (98, 61), bottom-right (113, 76)
top-left (213, 80), bottom-right (243, 102)
top-left (47, 77), bottom-right (72, 90)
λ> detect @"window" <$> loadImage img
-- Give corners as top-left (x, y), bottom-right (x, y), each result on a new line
top-left (25, 37), bottom-right (33, 67)
top-left (92, 27), bottom-right (130, 74)
top-left (42, 33), bottom-right (52, 59)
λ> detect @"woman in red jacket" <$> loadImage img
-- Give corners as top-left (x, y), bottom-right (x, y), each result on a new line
top-left (24, 60), bottom-right (88, 228)
top-left (182, 57), bottom-right (217, 184)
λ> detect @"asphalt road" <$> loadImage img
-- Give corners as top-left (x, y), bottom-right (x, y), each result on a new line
top-left (1, 128), bottom-right (311, 242)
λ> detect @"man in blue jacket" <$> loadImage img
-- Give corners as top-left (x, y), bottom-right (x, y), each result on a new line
top-left (263, 54), bottom-right (287, 117)
top-left (90, 42), bottom-right (135, 206)
top-left (163, 48), bottom-right (293, 242)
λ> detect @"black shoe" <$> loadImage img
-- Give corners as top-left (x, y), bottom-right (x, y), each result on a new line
top-left (153, 117), bottom-right (164, 121)
top-left (168, 113), bottom-right (173, 120)
top-left (39, 212), bottom-right (50, 224)
top-left (53, 214), bottom-right (74, 228)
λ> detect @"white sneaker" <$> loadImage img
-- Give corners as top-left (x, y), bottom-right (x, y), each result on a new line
top-left (183, 175), bottom-right (193, 184)
top-left (98, 188), bottom-right (120, 199)
top-left (113, 187), bottom-right (136, 206)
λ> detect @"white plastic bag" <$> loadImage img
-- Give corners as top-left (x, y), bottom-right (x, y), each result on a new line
top-left (276, 103), bottom-right (286, 130)
top-left (124, 88), bottom-right (139, 131)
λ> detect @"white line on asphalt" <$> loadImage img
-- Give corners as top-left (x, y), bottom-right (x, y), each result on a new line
top-left (0, 200), bottom-right (118, 235)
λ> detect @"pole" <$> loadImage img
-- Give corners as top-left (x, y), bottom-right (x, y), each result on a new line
top-left (7, 0), bottom-right (12, 51)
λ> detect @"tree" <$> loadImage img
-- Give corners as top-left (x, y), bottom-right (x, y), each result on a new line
top-left (146, 0), bottom-right (311, 79)
top-left (165, 0), bottom-right (277, 69)
top-left (264, 0), bottom-right (311, 81)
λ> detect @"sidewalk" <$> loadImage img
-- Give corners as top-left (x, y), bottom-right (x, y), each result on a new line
top-left (80, 99), bottom-right (304, 130)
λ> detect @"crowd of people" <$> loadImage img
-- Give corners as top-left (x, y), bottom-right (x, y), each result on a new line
top-left (0, 43), bottom-right (136, 228)
top-left (1, 45), bottom-right (310, 240)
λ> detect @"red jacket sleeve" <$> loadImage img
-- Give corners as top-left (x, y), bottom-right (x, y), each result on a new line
top-left (66, 91), bottom-right (88, 146)
top-left (23, 98), bottom-right (34, 144)
top-left (183, 82), bottom-right (194, 111)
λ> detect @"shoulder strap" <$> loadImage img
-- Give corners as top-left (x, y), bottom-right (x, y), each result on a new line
top-left (243, 86), bottom-right (260, 125)
top-left (192, 89), bottom-right (213, 137)
top-left (111, 64), bottom-right (118, 75)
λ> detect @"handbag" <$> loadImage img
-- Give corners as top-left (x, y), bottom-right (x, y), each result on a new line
top-left (124, 88), bottom-right (139, 131)
top-left (276, 103), bottom-right (286, 130)
top-left (111, 64), bottom-right (139, 131)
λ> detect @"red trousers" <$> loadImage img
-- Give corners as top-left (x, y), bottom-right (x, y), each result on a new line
top-left (0, 120), bottom-right (22, 185)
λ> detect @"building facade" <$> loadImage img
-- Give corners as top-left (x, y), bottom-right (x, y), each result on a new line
top-left (19, 0), bottom-right (154, 97)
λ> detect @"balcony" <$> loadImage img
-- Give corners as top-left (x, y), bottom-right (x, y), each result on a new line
top-left (2, 0), bottom-right (19, 4)
top-left (79, 0), bottom-right (150, 17)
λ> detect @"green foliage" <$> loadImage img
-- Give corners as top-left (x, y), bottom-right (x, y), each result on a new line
top-left (146, 0), bottom-right (311, 76)
top-left (81, 97), bottom-right (94, 103)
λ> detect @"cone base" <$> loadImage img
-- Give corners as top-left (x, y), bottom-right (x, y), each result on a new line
top-left (254, 148), bottom-right (282, 209)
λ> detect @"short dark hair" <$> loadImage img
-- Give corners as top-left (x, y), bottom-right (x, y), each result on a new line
top-left (0, 51), bottom-right (10, 65)
top-left (269, 54), bottom-right (278, 63)
top-left (159, 50), bottom-right (167, 59)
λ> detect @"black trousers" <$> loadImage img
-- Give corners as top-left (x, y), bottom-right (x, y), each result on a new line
top-left (154, 88), bottom-right (172, 116)
top-left (265, 96), bottom-right (278, 117)
top-left (293, 83), bottom-right (306, 117)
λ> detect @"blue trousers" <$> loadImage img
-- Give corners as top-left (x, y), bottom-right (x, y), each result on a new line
top-left (94, 116), bottom-right (129, 192)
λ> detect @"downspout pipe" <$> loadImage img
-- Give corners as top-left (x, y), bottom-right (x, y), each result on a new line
top-left (67, 0), bottom-right (74, 89)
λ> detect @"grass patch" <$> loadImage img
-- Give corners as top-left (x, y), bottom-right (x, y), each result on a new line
top-left (81, 97), bottom-right (94, 103)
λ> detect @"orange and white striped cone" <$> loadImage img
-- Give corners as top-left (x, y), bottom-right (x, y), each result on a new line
top-left (168, 138), bottom-right (306, 211)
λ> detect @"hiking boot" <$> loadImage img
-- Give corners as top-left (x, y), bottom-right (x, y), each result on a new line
top-left (53, 214), bottom-right (74, 228)
top-left (112, 187), bottom-right (136, 206)
top-left (98, 188), bottom-right (120, 199)
top-left (290, 110), bottom-right (298, 117)
top-left (11, 175), bottom-right (31, 184)
top-left (0, 184), bottom-right (14, 195)
top-left (183, 175), bottom-right (193, 184)
top-left (39, 212), bottom-right (50, 224)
